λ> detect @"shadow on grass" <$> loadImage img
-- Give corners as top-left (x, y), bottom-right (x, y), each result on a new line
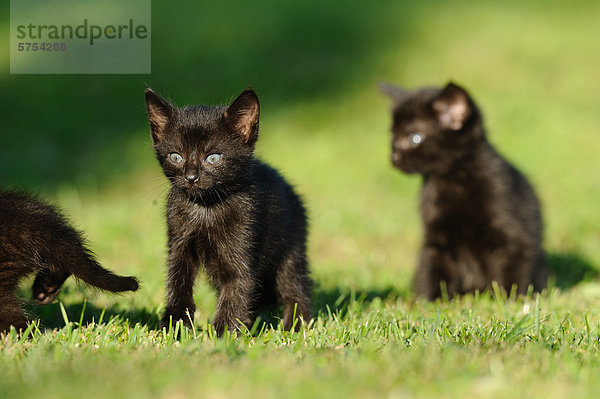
top-left (312, 284), bottom-right (406, 317)
top-left (234, 285), bottom-right (405, 334)
top-left (547, 252), bottom-right (598, 289)
top-left (29, 300), bottom-right (160, 331)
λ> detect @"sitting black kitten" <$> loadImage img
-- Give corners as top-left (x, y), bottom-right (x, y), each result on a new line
top-left (145, 87), bottom-right (312, 335)
top-left (381, 82), bottom-right (547, 299)
top-left (0, 190), bottom-right (139, 333)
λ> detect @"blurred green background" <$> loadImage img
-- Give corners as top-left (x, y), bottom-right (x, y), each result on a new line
top-left (1, 0), bottom-right (599, 323)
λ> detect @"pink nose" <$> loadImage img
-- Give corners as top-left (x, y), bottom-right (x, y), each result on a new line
top-left (185, 174), bottom-right (199, 183)
top-left (398, 137), bottom-right (412, 150)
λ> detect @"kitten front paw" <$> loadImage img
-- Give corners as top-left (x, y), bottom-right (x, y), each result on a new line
top-left (0, 318), bottom-right (29, 335)
top-left (212, 315), bottom-right (250, 337)
top-left (160, 309), bottom-right (195, 331)
top-left (211, 318), bottom-right (230, 337)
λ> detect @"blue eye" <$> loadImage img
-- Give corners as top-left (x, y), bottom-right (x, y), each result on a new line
top-left (169, 153), bottom-right (183, 163)
top-left (410, 133), bottom-right (423, 146)
top-left (205, 153), bottom-right (222, 164)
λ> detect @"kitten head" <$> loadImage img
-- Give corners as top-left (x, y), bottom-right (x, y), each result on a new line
top-left (145, 87), bottom-right (260, 197)
top-left (380, 82), bottom-right (484, 175)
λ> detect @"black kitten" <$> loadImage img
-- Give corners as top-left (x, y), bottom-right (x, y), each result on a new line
top-left (145, 87), bottom-right (312, 335)
top-left (381, 82), bottom-right (547, 299)
top-left (0, 190), bottom-right (139, 333)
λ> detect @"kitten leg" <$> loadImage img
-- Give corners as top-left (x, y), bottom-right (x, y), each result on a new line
top-left (414, 245), bottom-right (457, 300)
top-left (0, 295), bottom-right (28, 334)
top-left (161, 239), bottom-right (200, 330)
top-left (493, 243), bottom-right (545, 295)
top-left (210, 258), bottom-right (254, 336)
top-left (212, 277), bottom-right (254, 337)
top-left (32, 269), bottom-right (70, 305)
top-left (275, 251), bottom-right (312, 331)
top-left (0, 263), bottom-right (28, 333)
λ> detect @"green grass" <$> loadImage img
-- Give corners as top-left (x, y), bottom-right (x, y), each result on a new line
top-left (4, 289), bottom-right (600, 398)
top-left (2, 0), bottom-right (600, 398)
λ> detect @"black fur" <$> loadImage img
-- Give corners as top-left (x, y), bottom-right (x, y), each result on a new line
top-left (381, 82), bottom-right (547, 299)
top-left (0, 190), bottom-right (139, 333)
top-left (145, 87), bottom-right (312, 335)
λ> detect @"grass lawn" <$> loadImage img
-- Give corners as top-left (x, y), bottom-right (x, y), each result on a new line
top-left (1, 0), bottom-right (600, 398)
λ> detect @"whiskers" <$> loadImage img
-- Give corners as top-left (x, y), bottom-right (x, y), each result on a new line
top-left (140, 175), bottom-right (171, 207)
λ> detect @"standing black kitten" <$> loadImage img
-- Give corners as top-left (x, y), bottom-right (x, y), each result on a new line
top-left (381, 82), bottom-right (547, 299)
top-left (0, 190), bottom-right (139, 333)
top-left (145, 87), bottom-right (312, 335)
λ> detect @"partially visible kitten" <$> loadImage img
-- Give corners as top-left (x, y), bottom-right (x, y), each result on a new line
top-left (145, 87), bottom-right (312, 336)
top-left (0, 190), bottom-right (139, 333)
top-left (381, 82), bottom-right (547, 299)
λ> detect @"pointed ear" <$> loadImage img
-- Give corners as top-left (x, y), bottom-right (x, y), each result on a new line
top-left (432, 82), bottom-right (472, 130)
top-left (224, 88), bottom-right (260, 144)
top-left (378, 82), bottom-right (409, 102)
top-left (145, 87), bottom-right (173, 143)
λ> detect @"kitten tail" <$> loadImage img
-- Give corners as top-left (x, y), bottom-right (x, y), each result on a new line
top-left (69, 249), bottom-right (139, 293)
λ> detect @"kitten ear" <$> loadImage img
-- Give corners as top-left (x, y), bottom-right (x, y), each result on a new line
top-left (145, 87), bottom-right (173, 143)
top-left (432, 82), bottom-right (472, 131)
top-left (378, 82), bottom-right (409, 102)
top-left (224, 88), bottom-right (260, 144)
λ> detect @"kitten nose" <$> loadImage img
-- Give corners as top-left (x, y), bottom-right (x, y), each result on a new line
top-left (392, 140), bottom-right (405, 154)
top-left (185, 174), bottom-right (199, 183)
top-left (397, 137), bottom-right (411, 151)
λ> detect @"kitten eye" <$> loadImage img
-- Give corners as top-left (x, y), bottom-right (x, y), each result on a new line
top-left (169, 153), bottom-right (184, 164)
top-left (409, 133), bottom-right (423, 146)
top-left (205, 153), bottom-right (222, 165)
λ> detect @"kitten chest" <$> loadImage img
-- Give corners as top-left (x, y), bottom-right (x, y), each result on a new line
top-left (420, 177), bottom-right (505, 250)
